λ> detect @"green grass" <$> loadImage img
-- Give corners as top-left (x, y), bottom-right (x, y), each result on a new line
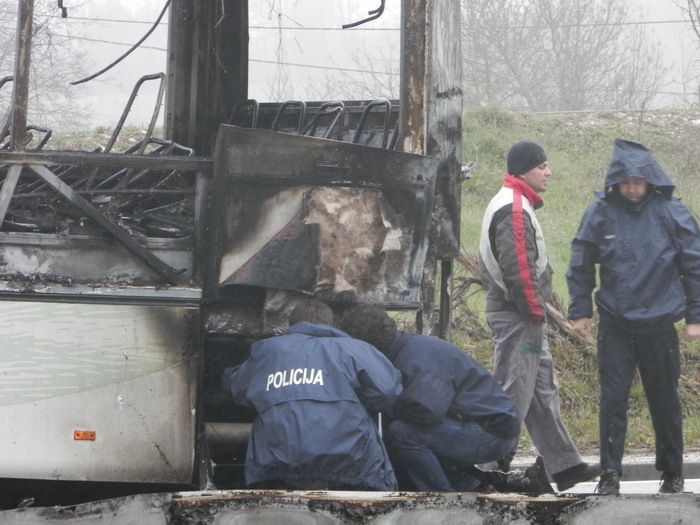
top-left (458, 107), bottom-right (700, 455)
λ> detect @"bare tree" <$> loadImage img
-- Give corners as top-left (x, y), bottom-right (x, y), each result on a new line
top-left (609, 25), bottom-right (667, 110)
top-left (461, 0), bottom-right (547, 109)
top-left (0, 0), bottom-right (90, 130)
top-left (461, 0), bottom-right (667, 111)
top-left (684, 0), bottom-right (700, 40)
top-left (306, 42), bottom-right (400, 101)
top-left (678, 0), bottom-right (700, 105)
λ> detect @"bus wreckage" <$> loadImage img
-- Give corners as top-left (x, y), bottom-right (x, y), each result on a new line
top-left (1, 1), bottom-right (697, 523)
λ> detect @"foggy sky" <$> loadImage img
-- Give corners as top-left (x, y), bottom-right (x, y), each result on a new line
top-left (14, 0), bottom-right (700, 127)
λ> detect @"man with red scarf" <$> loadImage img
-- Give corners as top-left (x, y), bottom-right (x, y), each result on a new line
top-left (478, 140), bottom-right (598, 492)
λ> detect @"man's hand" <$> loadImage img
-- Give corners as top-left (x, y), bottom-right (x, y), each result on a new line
top-left (681, 323), bottom-right (700, 341)
top-left (571, 318), bottom-right (592, 339)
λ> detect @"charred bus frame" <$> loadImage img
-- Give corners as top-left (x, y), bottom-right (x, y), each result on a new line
top-left (0, 0), bottom-right (462, 494)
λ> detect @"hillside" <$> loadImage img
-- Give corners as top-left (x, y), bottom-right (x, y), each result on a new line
top-left (456, 108), bottom-right (700, 453)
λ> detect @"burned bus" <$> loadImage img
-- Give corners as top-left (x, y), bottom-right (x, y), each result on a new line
top-left (0, 0), bottom-right (462, 504)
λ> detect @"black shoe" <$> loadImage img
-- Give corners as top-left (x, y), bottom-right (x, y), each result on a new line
top-left (553, 462), bottom-right (601, 492)
top-left (658, 472), bottom-right (684, 494)
top-left (525, 456), bottom-right (555, 494)
top-left (502, 456), bottom-right (555, 494)
top-left (595, 469), bottom-right (620, 496)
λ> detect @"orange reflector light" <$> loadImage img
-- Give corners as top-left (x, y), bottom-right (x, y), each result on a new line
top-left (73, 430), bottom-right (96, 441)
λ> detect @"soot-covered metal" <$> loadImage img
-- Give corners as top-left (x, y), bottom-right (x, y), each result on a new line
top-left (209, 125), bottom-right (439, 307)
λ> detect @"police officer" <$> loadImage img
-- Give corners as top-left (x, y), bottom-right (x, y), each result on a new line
top-left (222, 299), bottom-right (402, 490)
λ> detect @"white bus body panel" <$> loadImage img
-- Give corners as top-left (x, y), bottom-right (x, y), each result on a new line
top-left (0, 302), bottom-right (198, 483)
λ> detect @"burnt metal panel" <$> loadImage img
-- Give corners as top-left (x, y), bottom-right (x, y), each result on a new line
top-left (224, 221), bottom-right (321, 292)
top-left (208, 125), bottom-right (438, 307)
top-left (426, 1), bottom-right (463, 260)
top-left (0, 232), bottom-right (194, 287)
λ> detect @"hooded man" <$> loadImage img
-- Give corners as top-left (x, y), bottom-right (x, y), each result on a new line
top-left (221, 299), bottom-right (402, 491)
top-left (478, 140), bottom-right (599, 493)
top-left (567, 138), bottom-right (700, 495)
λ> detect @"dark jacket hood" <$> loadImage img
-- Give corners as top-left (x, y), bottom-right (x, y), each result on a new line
top-left (603, 139), bottom-right (674, 200)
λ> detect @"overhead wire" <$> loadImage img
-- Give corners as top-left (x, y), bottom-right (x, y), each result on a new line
top-left (3, 8), bottom-right (699, 29)
top-left (1, 9), bottom-right (698, 96)
top-left (69, 0), bottom-right (172, 85)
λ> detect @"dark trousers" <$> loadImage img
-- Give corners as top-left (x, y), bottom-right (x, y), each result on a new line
top-left (597, 317), bottom-right (683, 476)
top-left (386, 418), bottom-right (517, 491)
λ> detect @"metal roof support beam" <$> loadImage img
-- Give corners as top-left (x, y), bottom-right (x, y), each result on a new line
top-left (10, 0), bottom-right (33, 151)
top-left (0, 150), bottom-right (212, 172)
top-left (400, 0), bottom-right (463, 338)
top-left (166, 0), bottom-right (196, 145)
top-left (166, 0), bottom-right (249, 155)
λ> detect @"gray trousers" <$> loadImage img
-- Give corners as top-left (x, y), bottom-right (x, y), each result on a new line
top-left (486, 310), bottom-right (582, 475)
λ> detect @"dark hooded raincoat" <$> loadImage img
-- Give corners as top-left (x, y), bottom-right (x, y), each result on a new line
top-left (567, 138), bottom-right (700, 326)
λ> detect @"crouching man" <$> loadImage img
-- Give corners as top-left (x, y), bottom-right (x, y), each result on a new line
top-left (339, 304), bottom-right (550, 493)
top-left (222, 299), bottom-right (402, 491)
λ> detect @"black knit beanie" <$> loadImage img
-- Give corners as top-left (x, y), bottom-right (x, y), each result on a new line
top-left (507, 140), bottom-right (547, 175)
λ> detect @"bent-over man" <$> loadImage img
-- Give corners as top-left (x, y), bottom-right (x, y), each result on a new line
top-left (222, 299), bottom-right (402, 490)
top-left (340, 304), bottom-right (551, 493)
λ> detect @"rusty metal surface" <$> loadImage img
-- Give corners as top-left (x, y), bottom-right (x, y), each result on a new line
top-left (209, 126), bottom-right (438, 307)
top-left (425, 1), bottom-right (463, 260)
top-left (399, 0), bottom-right (427, 156)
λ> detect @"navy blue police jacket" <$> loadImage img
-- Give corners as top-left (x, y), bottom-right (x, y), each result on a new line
top-left (386, 332), bottom-right (520, 439)
top-left (222, 322), bottom-right (402, 490)
top-left (567, 138), bottom-right (700, 327)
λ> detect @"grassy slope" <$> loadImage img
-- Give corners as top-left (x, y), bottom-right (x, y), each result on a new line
top-left (457, 108), bottom-right (700, 454)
